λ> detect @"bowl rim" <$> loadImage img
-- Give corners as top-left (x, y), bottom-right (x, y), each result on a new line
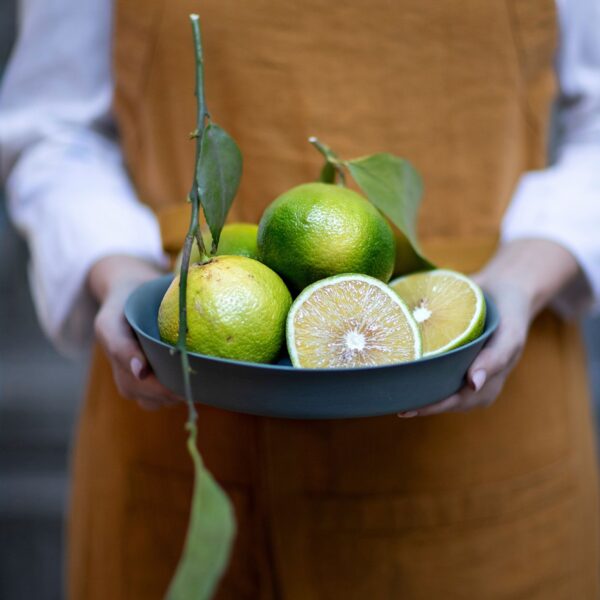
top-left (125, 274), bottom-right (499, 374)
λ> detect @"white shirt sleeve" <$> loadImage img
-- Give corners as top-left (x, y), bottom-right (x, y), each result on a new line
top-left (501, 0), bottom-right (600, 317)
top-left (0, 0), bottom-right (168, 356)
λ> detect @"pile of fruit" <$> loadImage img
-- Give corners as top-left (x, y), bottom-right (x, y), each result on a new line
top-left (158, 182), bottom-right (485, 369)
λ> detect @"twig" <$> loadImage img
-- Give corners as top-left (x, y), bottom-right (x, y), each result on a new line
top-left (309, 136), bottom-right (347, 186)
top-left (176, 14), bottom-right (211, 427)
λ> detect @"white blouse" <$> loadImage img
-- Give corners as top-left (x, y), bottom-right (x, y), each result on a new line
top-left (1, 0), bottom-right (599, 355)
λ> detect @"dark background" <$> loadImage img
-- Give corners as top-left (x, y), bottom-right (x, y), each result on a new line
top-left (1, 3), bottom-right (599, 599)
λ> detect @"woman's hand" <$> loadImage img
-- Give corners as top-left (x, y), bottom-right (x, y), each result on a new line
top-left (88, 255), bottom-right (182, 410)
top-left (399, 239), bottom-right (583, 417)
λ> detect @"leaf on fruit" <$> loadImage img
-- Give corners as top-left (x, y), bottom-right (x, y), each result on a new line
top-left (197, 123), bottom-right (243, 252)
top-left (165, 429), bottom-right (236, 600)
top-left (347, 153), bottom-right (434, 267)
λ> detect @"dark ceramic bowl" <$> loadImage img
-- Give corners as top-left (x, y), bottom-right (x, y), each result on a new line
top-left (125, 275), bottom-right (499, 419)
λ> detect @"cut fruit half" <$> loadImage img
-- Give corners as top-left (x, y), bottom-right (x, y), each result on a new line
top-left (390, 269), bottom-right (485, 356)
top-left (287, 274), bottom-right (421, 369)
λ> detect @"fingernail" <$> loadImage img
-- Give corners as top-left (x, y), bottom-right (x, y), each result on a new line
top-left (398, 411), bottom-right (418, 418)
top-left (130, 357), bottom-right (147, 380)
top-left (471, 369), bottom-right (487, 392)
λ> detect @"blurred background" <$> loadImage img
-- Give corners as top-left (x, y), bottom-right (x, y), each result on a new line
top-left (1, 2), bottom-right (599, 599)
top-left (0, 3), bottom-right (88, 599)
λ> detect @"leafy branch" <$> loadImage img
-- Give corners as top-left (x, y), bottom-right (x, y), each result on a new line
top-left (188, 15), bottom-right (209, 260)
top-left (310, 137), bottom-right (434, 269)
top-left (166, 13), bottom-right (240, 600)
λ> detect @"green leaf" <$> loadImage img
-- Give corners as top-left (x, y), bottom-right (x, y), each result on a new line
top-left (347, 153), bottom-right (433, 266)
top-left (319, 161), bottom-right (336, 184)
top-left (166, 428), bottom-right (236, 600)
top-left (197, 123), bottom-right (243, 252)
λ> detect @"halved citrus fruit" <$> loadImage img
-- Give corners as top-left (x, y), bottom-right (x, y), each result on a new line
top-left (390, 269), bottom-right (485, 356)
top-left (287, 274), bottom-right (421, 368)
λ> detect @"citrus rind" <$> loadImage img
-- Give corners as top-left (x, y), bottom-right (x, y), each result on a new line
top-left (390, 269), bottom-right (486, 356)
top-left (287, 273), bottom-right (422, 369)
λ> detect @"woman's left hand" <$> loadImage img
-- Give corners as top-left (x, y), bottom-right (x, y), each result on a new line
top-left (399, 239), bottom-right (583, 417)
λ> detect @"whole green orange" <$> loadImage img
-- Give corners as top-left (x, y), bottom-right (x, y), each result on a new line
top-left (257, 183), bottom-right (395, 292)
top-left (158, 255), bottom-right (291, 363)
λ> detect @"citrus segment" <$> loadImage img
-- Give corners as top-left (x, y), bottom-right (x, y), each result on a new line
top-left (287, 274), bottom-right (421, 368)
top-left (390, 269), bottom-right (485, 356)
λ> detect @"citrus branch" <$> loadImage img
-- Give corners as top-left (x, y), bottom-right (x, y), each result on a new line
top-left (176, 185), bottom-right (200, 425)
top-left (166, 16), bottom-right (237, 600)
top-left (176, 14), bottom-right (211, 427)
top-left (189, 14), bottom-right (209, 261)
top-left (309, 136), bottom-right (347, 186)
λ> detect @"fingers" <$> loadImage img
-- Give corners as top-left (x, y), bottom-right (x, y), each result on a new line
top-left (94, 295), bottom-right (182, 410)
top-left (398, 257), bottom-right (536, 419)
top-left (397, 317), bottom-right (526, 418)
top-left (94, 300), bottom-right (150, 380)
top-left (401, 394), bottom-right (461, 417)
top-left (398, 317), bottom-right (524, 419)
top-left (111, 364), bottom-right (182, 410)
top-left (466, 319), bottom-right (525, 392)
top-left (399, 372), bottom-right (507, 418)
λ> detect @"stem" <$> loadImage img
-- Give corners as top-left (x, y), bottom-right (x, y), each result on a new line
top-left (191, 14), bottom-right (208, 148)
top-left (194, 228), bottom-right (207, 262)
top-left (308, 136), bottom-right (347, 186)
top-left (190, 14), bottom-right (208, 259)
top-left (177, 187), bottom-right (199, 425)
top-left (176, 14), bottom-right (210, 427)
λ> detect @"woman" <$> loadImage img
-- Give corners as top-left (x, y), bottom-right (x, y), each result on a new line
top-left (1, 0), bottom-right (600, 597)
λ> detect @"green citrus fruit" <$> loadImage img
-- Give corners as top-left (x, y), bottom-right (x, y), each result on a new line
top-left (207, 223), bottom-right (259, 258)
top-left (392, 227), bottom-right (430, 277)
top-left (257, 183), bottom-right (395, 292)
top-left (390, 269), bottom-right (486, 356)
top-left (287, 274), bottom-right (421, 368)
top-left (174, 222), bottom-right (259, 272)
top-left (158, 255), bottom-right (292, 363)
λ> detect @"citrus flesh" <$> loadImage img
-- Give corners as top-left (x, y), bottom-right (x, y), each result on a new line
top-left (158, 255), bottom-right (292, 363)
top-left (390, 269), bottom-right (485, 356)
top-left (258, 183), bottom-right (395, 292)
top-left (287, 274), bottom-right (421, 369)
top-left (174, 223), bottom-right (259, 272)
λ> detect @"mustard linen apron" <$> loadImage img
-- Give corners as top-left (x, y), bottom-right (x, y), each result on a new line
top-left (68, 1), bottom-right (600, 597)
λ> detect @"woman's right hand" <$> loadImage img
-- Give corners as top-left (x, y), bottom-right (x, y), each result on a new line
top-left (88, 254), bottom-right (182, 410)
